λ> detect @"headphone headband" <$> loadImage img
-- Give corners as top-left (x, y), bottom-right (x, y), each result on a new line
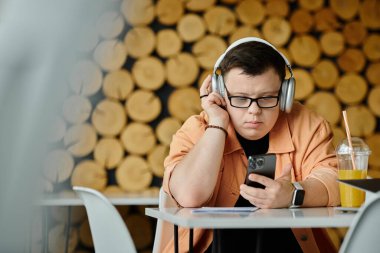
top-left (211, 37), bottom-right (296, 113)
top-left (213, 37), bottom-right (293, 77)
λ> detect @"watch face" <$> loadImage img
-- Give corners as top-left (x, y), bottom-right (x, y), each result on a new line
top-left (294, 189), bottom-right (305, 206)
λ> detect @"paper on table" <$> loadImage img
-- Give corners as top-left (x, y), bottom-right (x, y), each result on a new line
top-left (192, 207), bottom-right (259, 213)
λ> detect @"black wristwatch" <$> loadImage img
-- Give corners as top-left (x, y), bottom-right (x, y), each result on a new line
top-left (290, 182), bottom-right (305, 208)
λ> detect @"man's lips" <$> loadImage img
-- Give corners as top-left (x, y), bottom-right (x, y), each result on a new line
top-left (244, 121), bottom-right (262, 128)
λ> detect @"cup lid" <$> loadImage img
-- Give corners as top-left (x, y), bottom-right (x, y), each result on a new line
top-left (336, 137), bottom-right (371, 155)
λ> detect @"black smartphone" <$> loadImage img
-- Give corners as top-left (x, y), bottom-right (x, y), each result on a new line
top-left (245, 154), bottom-right (276, 188)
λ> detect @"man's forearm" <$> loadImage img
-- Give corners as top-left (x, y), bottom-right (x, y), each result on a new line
top-left (169, 129), bottom-right (226, 207)
top-left (300, 178), bottom-right (329, 207)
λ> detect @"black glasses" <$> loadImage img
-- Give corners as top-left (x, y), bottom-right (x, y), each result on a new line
top-left (228, 96), bottom-right (279, 108)
top-left (224, 85), bottom-right (281, 109)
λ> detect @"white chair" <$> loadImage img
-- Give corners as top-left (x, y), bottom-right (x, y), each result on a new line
top-left (152, 187), bottom-right (177, 253)
top-left (73, 186), bottom-right (137, 253)
top-left (339, 192), bottom-right (380, 253)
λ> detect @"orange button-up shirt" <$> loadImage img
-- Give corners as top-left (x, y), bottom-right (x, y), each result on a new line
top-left (162, 102), bottom-right (340, 252)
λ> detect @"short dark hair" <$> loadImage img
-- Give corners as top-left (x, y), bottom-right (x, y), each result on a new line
top-left (220, 41), bottom-right (286, 82)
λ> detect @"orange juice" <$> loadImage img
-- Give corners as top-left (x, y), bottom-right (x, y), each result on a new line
top-left (338, 169), bottom-right (367, 207)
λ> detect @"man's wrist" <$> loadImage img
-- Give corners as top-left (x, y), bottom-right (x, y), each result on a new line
top-left (289, 182), bottom-right (305, 208)
top-left (205, 125), bottom-right (228, 136)
top-left (207, 120), bottom-right (228, 130)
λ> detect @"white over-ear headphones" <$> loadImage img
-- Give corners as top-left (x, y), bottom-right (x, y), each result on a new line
top-left (211, 37), bottom-right (295, 113)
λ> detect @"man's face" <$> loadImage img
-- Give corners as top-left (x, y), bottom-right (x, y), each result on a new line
top-left (224, 67), bottom-right (282, 141)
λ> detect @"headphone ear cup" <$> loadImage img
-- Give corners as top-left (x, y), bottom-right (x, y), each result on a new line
top-left (211, 73), bottom-right (226, 97)
top-left (279, 79), bottom-right (288, 111)
top-left (217, 75), bottom-right (226, 98)
top-left (211, 74), bottom-right (218, 94)
top-left (280, 77), bottom-right (295, 112)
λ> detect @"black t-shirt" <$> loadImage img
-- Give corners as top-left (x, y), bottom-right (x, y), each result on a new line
top-left (205, 132), bottom-right (302, 253)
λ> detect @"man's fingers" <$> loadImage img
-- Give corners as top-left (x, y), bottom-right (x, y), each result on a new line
top-left (200, 74), bottom-right (211, 96)
top-left (240, 184), bottom-right (267, 199)
top-left (239, 191), bottom-right (267, 207)
top-left (248, 173), bottom-right (274, 187)
top-left (205, 92), bottom-right (227, 106)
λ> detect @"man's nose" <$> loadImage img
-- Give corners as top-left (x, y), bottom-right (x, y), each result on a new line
top-left (247, 101), bottom-right (262, 114)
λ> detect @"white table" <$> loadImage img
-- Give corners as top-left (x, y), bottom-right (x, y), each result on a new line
top-left (146, 207), bottom-right (357, 252)
top-left (39, 190), bottom-right (159, 253)
top-left (40, 190), bottom-right (159, 206)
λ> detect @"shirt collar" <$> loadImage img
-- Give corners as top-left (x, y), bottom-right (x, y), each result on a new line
top-left (267, 112), bottom-right (295, 153)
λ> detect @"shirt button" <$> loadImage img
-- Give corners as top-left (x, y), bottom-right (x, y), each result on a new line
top-left (300, 234), bottom-right (308, 241)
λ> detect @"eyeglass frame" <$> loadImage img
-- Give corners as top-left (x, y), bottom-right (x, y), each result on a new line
top-left (223, 83), bottom-right (282, 109)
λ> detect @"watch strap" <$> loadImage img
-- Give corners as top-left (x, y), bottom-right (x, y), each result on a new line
top-left (293, 182), bottom-right (303, 190)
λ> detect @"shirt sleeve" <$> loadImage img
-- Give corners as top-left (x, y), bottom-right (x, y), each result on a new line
top-left (162, 114), bottom-right (207, 206)
top-left (300, 120), bottom-right (340, 206)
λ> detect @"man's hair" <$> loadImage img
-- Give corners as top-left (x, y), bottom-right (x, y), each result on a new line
top-left (219, 41), bottom-right (286, 81)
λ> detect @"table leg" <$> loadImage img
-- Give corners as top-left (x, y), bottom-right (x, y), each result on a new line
top-left (64, 206), bottom-right (72, 253)
top-left (255, 229), bottom-right (263, 253)
top-left (212, 229), bottom-right (222, 252)
top-left (174, 225), bottom-right (179, 253)
top-left (189, 229), bottom-right (194, 253)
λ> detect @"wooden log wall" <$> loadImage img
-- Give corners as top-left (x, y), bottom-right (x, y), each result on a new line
top-left (42, 0), bottom-right (380, 252)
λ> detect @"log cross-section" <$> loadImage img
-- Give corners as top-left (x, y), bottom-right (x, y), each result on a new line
top-left (103, 69), bottom-right (135, 101)
top-left (64, 124), bottom-right (97, 157)
top-left (124, 27), bottom-right (156, 59)
top-left (121, 122), bottom-right (156, 155)
top-left (92, 99), bottom-right (127, 137)
top-left (116, 155), bottom-right (153, 192)
top-left (125, 90), bottom-right (161, 123)
top-left (71, 160), bottom-right (107, 191)
top-left (94, 138), bottom-right (124, 169)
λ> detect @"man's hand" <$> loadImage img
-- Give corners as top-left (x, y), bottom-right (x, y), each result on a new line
top-left (240, 163), bottom-right (295, 208)
top-left (199, 75), bottom-right (229, 129)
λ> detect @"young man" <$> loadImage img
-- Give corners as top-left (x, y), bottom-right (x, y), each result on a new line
top-left (162, 38), bottom-right (340, 252)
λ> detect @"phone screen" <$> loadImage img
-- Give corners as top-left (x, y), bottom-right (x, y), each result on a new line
top-left (245, 154), bottom-right (276, 188)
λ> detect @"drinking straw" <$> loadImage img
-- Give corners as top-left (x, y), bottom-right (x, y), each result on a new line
top-left (342, 110), bottom-right (357, 170)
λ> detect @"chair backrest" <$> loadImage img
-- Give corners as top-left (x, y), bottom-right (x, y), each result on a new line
top-left (73, 186), bottom-right (137, 253)
top-left (339, 192), bottom-right (380, 253)
top-left (152, 187), bottom-right (177, 253)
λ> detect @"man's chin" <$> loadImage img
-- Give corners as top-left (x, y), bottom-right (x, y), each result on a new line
top-left (238, 129), bottom-right (267, 141)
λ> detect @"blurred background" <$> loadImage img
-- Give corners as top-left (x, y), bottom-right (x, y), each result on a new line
top-left (0, 0), bottom-right (379, 252)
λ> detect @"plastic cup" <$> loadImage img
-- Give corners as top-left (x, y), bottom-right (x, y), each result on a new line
top-left (336, 137), bottom-right (371, 208)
